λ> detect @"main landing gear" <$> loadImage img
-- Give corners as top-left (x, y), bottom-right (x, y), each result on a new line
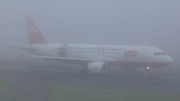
top-left (146, 67), bottom-right (152, 78)
top-left (79, 67), bottom-right (88, 75)
top-left (79, 63), bottom-right (88, 76)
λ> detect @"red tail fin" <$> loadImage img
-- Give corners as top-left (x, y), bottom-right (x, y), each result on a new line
top-left (25, 16), bottom-right (48, 44)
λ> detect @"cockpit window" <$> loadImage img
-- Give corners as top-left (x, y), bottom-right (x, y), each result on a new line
top-left (154, 52), bottom-right (166, 56)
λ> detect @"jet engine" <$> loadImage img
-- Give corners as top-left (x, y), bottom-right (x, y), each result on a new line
top-left (87, 62), bottom-right (108, 74)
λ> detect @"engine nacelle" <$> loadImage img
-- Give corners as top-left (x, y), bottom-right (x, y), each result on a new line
top-left (87, 62), bottom-right (108, 74)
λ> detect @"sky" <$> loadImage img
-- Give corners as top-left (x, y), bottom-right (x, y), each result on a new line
top-left (0, 0), bottom-right (180, 68)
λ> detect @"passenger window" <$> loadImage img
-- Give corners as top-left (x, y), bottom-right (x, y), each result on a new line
top-left (157, 52), bottom-right (160, 55)
top-left (154, 53), bottom-right (156, 56)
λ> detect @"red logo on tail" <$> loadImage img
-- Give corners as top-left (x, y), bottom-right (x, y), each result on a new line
top-left (27, 27), bottom-right (38, 34)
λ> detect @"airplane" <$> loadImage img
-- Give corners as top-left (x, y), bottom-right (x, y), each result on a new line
top-left (17, 16), bottom-right (173, 77)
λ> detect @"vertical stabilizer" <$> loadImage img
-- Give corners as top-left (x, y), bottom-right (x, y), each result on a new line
top-left (25, 16), bottom-right (48, 44)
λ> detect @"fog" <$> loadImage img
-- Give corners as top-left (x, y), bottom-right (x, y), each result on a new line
top-left (0, 0), bottom-right (180, 71)
top-left (1, 1), bottom-right (180, 100)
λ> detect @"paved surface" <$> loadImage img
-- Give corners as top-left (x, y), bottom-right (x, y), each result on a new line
top-left (0, 62), bottom-right (180, 101)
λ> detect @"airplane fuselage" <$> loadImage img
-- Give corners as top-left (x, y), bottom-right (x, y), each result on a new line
top-left (19, 16), bottom-right (173, 75)
top-left (24, 44), bottom-right (173, 68)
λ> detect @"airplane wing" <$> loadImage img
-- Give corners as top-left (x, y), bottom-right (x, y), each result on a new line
top-left (27, 55), bottom-right (110, 63)
top-left (31, 55), bottom-right (88, 61)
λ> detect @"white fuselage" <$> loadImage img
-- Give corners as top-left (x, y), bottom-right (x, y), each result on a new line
top-left (24, 44), bottom-right (173, 68)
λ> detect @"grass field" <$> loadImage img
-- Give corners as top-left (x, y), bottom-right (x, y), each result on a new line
top-left (47, 84), bottom-right (180, 101)
top-left (0, 79), bottom-right (8, 101)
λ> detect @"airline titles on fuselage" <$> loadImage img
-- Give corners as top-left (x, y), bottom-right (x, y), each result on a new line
top-left (124, 50), bottom-right (138, 57)
top-left (68, 46), bottom-right (123, 51)
top-left (50, 45), bottom-right (138, 58)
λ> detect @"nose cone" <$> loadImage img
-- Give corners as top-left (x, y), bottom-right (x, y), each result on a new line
top-left (164, 56), bottom-right (173, 66)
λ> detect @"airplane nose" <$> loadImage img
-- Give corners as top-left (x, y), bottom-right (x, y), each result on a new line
top-left (166, 56), bottom-right (173, 65)
top-left (169, 57), bottom-right (173, 64)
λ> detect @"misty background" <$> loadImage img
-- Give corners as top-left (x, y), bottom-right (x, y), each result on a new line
top-left (0, 0), bottom-right (179, 73)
